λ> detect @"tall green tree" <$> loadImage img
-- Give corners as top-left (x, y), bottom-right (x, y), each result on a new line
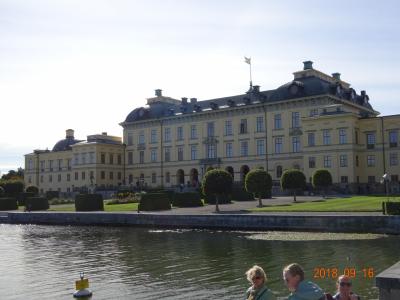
top-left (312, 169), bottom-right (332, 198)
top-left (245, 169), bottom-right (272, 207)
top-left (280, 169), bottom-right (306, 202)
top-left (202, 169), bottom-right (233, 212)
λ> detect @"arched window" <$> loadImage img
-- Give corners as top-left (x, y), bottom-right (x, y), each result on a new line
top-left (276, 166), bottom-right (283, 178)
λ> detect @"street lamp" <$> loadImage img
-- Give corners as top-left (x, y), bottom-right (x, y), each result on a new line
top-left (381, 173), bottom-right (390, 199)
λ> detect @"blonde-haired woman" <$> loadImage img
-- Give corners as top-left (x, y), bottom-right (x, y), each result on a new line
top-left (245, 265), bottom-right (276, 300)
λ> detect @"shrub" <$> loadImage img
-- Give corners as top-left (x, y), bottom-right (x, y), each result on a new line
top-left (312, 169), bottom-right (333, 198)
top-left (46, 191), bottom-right (59, 200)
top-left (383, 201), bottom-right (400, 215)
top-left (2, 180), bottom-right (24, 197)
top-left (172, 192), bottom-right (203, 207)
top-left (202, 169), bottom-right (233, 212)
top-left (139, 193), bottom-right (171, 211)
top-left (17, 192), bottom-right (35, 206)
top-left (25, 197), bottom-right (49, 211)
top-left (231, 186), bottom-right (254, 201)
top-left (280, 169), bottom-right (306, 202)
top-left (75, 194), bottom-right (104, 211)
top-left (204, 193), bottom-right (231, 204)
top-left (25, 185), bottom-right (39, 195)
top-left (245, 169), bottom-right (272, 207)
top-left (0, 186), bottom-right (4, 197)
top-left (0, 197), bottom-right (18, 210)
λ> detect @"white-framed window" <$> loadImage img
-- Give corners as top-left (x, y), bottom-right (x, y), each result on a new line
top-left (239, 119), bottom-right (247, 134)
top-left (151, 149), bottom-right (157, 162)
top-left (256, 139), bottom-right (265, 155)
top-left (165, 172), bottom-right (170, 183)
top-left (138, 130), bottom-right (145, 144)
top-left (292, 136), bottom-right (300, 153)
top-left (207, 122), bottom-right (215, 137)
top-left (225, 120), bottom-right (233, 136)
top-left (256, 116), bottom-right (264, 132)
top-left (191, 145), bottom-right (197, 160)
top-left (366, 133), bottom-right (375, 149)
top-left (207, 144), bottom-right (216, 158)
top-left (139, 151), bottom-right (144, 164)
top-left (178, 147), bottom-right (184, 161)
top-left (190, 125), bottom-right (197, 139)
top-left (164, 127), bottom-right (171, 142)
top-left (339, 129), bottom-right (347, 144)
top-left (389, 131), bottom-right (398, 147)
top-left (274, 114), bottom-right (282, 129)
top-left (127, 132), bottom-right (133, 146)
top-left (225, 142), bottom-right (233, 157)
top-left (340, 154), bottom-right (348, 167)
top-left (323, 130), bottom-right (331, 145)
top-left (151, 129), bottom-right (157, 143)
top-left (308, 132), bottom-right (315, 146)
top-left (240, 141), bottom-right (248, 156)
top-left (58, 159), bottom-right (63, 170)
top-left (309, 157), bottom-right (316, 168)
top-left (292, 112), bottom-right (300, 128)
top-left (275, 137), bottom-right (283, 154)
top-left (151, 173), bottom-right (156, 184)
top-left (177, 127), bottom-right (184, 141)
top-left (367, 155), bottom-right (375, 167)
top-left (164, 148), bottom-right (171, 162)
top-left (74, 154), bottom-right (79, 165)
top-left (309, 109), bottom-right (318, 117)
top-left (324, 155), bottom-right (332, 168)
top-left (390, 153), bottom-right (398, 166)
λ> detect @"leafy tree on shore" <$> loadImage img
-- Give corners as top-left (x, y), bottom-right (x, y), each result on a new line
top-left (202, 169), bottom-right (232, 212)
top-left (245, 169), bottom-right (272, 207)
top-left (312, 169), bottom-right (332, 198)
top-left (280, 169), bottom-right (306, 202)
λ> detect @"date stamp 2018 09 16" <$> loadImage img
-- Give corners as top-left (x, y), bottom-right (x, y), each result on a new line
top-left (313, 267), bottom-right (375, 279)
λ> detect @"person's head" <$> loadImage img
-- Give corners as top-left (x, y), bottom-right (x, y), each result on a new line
top-left (283, 263), bottom-right (304, 292)
top-left (336, 275), bottom-right (353, 296)
top-left (246, 265), bottom-right (267, 289)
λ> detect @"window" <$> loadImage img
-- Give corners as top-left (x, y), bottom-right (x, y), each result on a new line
top-left (366, 133), bottom-right (375, 149)
top-left (81, 153), bottom-right (87, 165)
top-left (309, 109), bottom-right (318, 117)
top-left (391, 175), bottom-right (399, 182)
top-left (58, 159), bottom-right (63, 171)
top-left (367, 155), bottom-right (375, 167)
top-left (74, 154), bottom-right (80, 165)
top-left (240, 141), bottom-right (248, 156)
top-left (109, 154), bottom-right (113, 165)
top-left (109, 172), bottom-right (113, 180)
top-left (151, 129), bottom-right (157, 143)
top-left (101, 153), bottom-right (106, 164)
top-left (340, 154), bottom-right (348, 167)
top-left (341, 176), bottom-right (348, 184)
top-left (292, 136), bottom-right (300, 153)
top-left (165, 172), bottom-right (170, 183)
top-left (48, 160), bottom-right (53, 171)
top-left (128, 151), bottom-right (133, 165)
top-left (165, 148), bottom-right (171, 162)
top-left (275, 137), bottom-right (283, 154)
top-left (28, 159), bottom-right (33, 170)
top-left (127, 133), bottom-right (133, 146)
top-left (389, 131), bottom-right (398, 147)
top-left (90, 171), bottom-right (94, 180)
top-left (101, 171), bottom-right (105, 180)
top-left (207, 122), bottom-right (215, 137)
top-left (240, 119), bottom-right (247, 134)
top-left (40, 160), bottom-right (45, 172)
top-left (368, 176), bottom-right (375, 184)
top-left (67, 159), bottom-right (71, 170)
top-left (207, 144), bottom-right (216, 158)
top-left (75, 172), bottom-right (79, 180)
top-left (89, 152), bottom-right (95, 164)
top-left (58, 174), bottom-right (61, 182)
top-left (128, 174), bottom-right (133, 184)
top-left (390, 153), bottom-right (398, 166)
top-left (225, 120), bottom-right (233, 136)
top-left (191, 145), bottom-right (197, 160)
top-left (117, 154), bottom-right (122, 165)
top-left (151, 149), bottom-right (157, 162)
top-left (292, 112), bottom-right (300, 128)
top-left (308, 132), bottom-right (315, 146)
top-left (152, 173), bottom-right (156, 184)
top-left (356, 155), bottom-right (359, 167)
top-left (28, 176), bottom-right (31, 184)
top-left (40, 175), bottom-right (43, 183)
top-left (309, 157), bottom-right (316, 168)
top-left (256, 116), bottom-right (264, 132)
top-left (256, 140), bottom-right (265, 155)
top-left (139, 151), bottom-right (144, 164)
top-left (164, 127), bottom-right (171, 142)
top-left (82, 172), bottom-right (85, 180)
top-left (118, 172), bottom-right (121, 180)
top-left (324, 155), bottom-right (332, 168)
top-left (225, 143), bottom-right (233, 157)
top-left (355, 131), bottom-right (359, 144)
top-left (323, 130), bottom-right (331, 145)
top-left (178, 147), bottom-right (184, 161)
top-left (190, 125), bottom-right (197, 139)
top-left (138, 130), bottom-right (145, 144)
top-left (274, 114), bottom-right (282, 129)
top-left (67, 174), bottom-right (70, 182)
top-left (177, 127), bottom-right (184, 140)
top-left (339, 129), bottom-right (347, 144)
top-left (49, 175), bottom-right (52, 182)
top-left (276, 166), bottom-right (283, 178)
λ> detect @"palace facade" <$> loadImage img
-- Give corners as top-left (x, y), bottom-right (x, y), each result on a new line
top-left (25, 61), bottom-right (400, 194)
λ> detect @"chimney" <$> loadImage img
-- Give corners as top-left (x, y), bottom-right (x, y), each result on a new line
top-left (181, 97), bottom-right (188, 105)
top-left (253, 85), bottom-right (260, 93)
top-left (361, 90), bottom-right (366, 96)
top-left (155, 89), bottom-right (162, 97)
top-left (66, 129), bottom-right (74, 138)
top-left (102, 132), bottom-right (107, 136)
top-left (303, 61), bottom-right (313, 70)
top-left (190, 97), bottom-right (197, 104)
top-left (332, 73), bottom-right (341, 80)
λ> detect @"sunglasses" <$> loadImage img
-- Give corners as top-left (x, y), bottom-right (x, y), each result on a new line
top-left (252, 276), bottom-right (262, 281)
top-left (339, 282), bottom-right (352, 287)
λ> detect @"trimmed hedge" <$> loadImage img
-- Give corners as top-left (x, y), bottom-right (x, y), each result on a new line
top-left (383, 201), bottom-right (400, 215)
top-left (25, 197), bottom-right (49, 211)
top-left (2, 181), bottom-right (24, 197)
top-left (75, 194), bottom-right (104, 211)
top-left (46, 191), bottom-right (59, 200)
top-left (139, 193), bottom-right (171, 211)
top-left (0, 197), bottom-right (18, 210)
top-left (25, 185), bottom-right (39, 195)
top-left (204, 193), bottom-right (231, 204)
top-left (17, 192), bottom-right (35, 206)
top-left (172, 192), bottom-right (203, 207)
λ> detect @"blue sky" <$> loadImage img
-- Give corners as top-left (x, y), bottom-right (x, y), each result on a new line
top-left (1, 0), bottom-right (399, 174)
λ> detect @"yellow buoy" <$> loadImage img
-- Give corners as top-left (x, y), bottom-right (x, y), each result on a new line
top-left (73, 272), bottom-right (92, 298)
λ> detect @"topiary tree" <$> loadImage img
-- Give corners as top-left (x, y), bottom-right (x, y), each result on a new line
top-left (25, 185), bottom-right (39, 196)
top-left (280, 169), bottom-right (306, 202)
top-left (245, 169), bottom-right (272, 207)
top-left (202, 169), bottom-right (233, 212)
top-left (206, 166), bottom-right (214, 172)
top-left (2, 180), bottom-right (24, 197)
top-left (312, 169), bottom-right (332, 198)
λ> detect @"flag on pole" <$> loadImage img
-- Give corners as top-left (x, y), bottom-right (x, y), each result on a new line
top-left (244, 56), bottom-right (251, 65)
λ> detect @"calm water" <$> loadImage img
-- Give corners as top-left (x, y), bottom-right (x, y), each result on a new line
top-left (0, 224), bottom-right (399, 300)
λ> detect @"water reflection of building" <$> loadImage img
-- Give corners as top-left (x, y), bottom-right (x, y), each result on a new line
top-left (25, 61), bottom-right (400, 194)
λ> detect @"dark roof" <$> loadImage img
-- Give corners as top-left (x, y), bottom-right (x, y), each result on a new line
top-left (123, 74), bottom-right (375, 123)
top-left (52, 137), bottom-right (83, 152)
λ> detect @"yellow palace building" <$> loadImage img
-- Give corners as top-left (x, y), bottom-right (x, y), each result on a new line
top-left (25, 61), bottom-right (400, 195)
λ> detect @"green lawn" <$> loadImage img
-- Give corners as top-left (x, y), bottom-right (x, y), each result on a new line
top-left (46, 202), bottom-right (139, 212)
top-left (251, 196), bottom-right (399, 212)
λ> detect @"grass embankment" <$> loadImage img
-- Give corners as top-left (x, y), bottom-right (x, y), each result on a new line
top-left (44, 202), bottom-right (139, 212)
top-left (251, 196), bottom-right (399, 212)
